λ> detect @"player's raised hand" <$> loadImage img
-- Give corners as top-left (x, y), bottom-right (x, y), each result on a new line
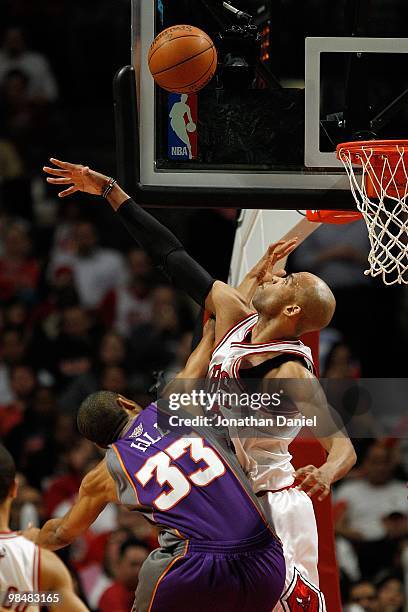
top-left (294, 464), bottom-right (333, 502)
top-left (43, 158), bottom-right (110, 198)
top-left (257, 238), bottom-right (298, 284)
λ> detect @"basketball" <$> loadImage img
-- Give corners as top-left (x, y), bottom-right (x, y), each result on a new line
top-left (148, 25), bottom-right (217, 93)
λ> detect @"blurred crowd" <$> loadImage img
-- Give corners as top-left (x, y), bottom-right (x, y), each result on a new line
top-left (0, 2), bottom-right (407, 611)
top-left (291, 232), bottom-right (408, 611)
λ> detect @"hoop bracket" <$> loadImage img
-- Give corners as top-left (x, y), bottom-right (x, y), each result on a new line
top-left (306, 210), bottom-right (363, 224)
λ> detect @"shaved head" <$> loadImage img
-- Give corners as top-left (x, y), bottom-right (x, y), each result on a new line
top-left (252, 271), bottom-right (336, 335)
top-left (293, 272), bottom-right (336, 334)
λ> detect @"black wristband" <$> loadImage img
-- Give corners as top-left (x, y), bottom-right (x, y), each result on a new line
top-left (102, 178), bottom-right (117, 199)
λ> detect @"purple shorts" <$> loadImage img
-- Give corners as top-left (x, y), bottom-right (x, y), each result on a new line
top-left (135, 528), bottom-right (285, 612)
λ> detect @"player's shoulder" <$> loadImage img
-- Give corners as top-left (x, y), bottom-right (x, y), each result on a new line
top-left (212, 281), bottom-right (252, 311)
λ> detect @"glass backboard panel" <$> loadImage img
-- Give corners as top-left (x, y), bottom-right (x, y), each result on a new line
top-left (125, 0), bottom-right (408, 206)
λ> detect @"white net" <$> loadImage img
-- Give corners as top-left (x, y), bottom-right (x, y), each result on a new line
top-left (338, 143), bottom-right (408, 285)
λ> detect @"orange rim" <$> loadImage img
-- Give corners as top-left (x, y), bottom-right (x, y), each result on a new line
top-left (337, 139), bottom-right (408, 162)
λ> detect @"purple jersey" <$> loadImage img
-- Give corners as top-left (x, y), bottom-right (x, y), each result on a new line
top-left (106, 403), bottom-right (273, 542)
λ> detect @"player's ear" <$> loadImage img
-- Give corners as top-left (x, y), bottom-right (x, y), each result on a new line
top-left (117, 395), bottom-right (143, 416)
top-left (283, 304), bottom-right (301, 318)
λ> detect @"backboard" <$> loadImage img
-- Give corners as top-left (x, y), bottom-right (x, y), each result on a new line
top-left (114, 0), bottom-right (408, 208)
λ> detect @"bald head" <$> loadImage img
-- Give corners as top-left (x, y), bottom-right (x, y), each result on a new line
top-left (252, 271), bottom-right (336, 336)
top-left (294, 272), bottom-right (336, 334)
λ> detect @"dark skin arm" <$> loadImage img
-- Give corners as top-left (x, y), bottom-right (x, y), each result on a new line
top-left (263, 361), bottom-right (357, 500)
top-left (22, 323), bottom-right (217, 549)
top-left (22, 459), bottom-right (118, 550)
top-left (43, 159), bottom-right (297, 343)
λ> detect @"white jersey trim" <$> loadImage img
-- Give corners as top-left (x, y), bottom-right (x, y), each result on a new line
top-left (211, 312), bottom-right (258, 357)
top-left (33, 544), bottom-right (40, 591)
top-left (232, 346), bottom-right (315, 378)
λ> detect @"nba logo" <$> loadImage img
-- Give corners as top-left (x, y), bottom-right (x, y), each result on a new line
top-left (168, 93), bottom-right (198, 160)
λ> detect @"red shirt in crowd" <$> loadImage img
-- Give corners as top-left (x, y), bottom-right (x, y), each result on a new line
top-left (0, 258), bottom-right (40, 300)
top-left (98, 582), bottom-right (135, 612)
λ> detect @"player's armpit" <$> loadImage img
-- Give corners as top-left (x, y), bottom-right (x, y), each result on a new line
top-left (40, 548), bottom-right (89, 611)
top-left (263, 361), bottom-right (350, 439)
top-left (205, 281), bottom-right (253, 343)
top-left (37, 460), bottom-right (118, 551)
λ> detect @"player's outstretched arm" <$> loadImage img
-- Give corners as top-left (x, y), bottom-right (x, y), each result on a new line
top-left (44, 158), bottom-right (215, 307)
top-left (23, 459), bottom-right (118, 550)
top-left (43, 158), bottom-right (254, 336)
top-left (40, 548), bottom-right (89, 611)
top-left (264, 362), bottom-right (357, 500)
top-left (43, 159), bottom-right (296, 340)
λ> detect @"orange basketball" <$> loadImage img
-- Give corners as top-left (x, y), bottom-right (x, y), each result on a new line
top-left (148, 25), bottom-right (217, 93)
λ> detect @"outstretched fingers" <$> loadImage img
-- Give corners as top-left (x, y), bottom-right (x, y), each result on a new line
top-left (265, 238), bottom-right (298, 265)
top-left (266, 241), bottom-right (285, 257)
top-left (58, 185), bottom-right (79, 198)
top-left (272, 241), bottom-right (298, 263)
top-left (46, 177), bottom-right (73, 185)
top-left (276, 238), bottom-right (298, 255)
top-left (50, 157), bottom-right (77, 170)
top-left (43, 166), bottom-right (70, 177)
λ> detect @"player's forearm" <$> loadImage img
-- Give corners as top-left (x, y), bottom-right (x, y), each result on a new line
top-left (319, 436), bottom-right (357, 484)
top-left (180, 320), bottom-right (215, 378)
top-left (107, 189), bottom-right (215, 307)
top-left (237, 274), bottom-right (259, 304)
top-left (106, 182), bottom-right (131, 211)
top-left (38, 519), bottom-right (73, 551)
top-left (236, 254), bottom-right (267, 303)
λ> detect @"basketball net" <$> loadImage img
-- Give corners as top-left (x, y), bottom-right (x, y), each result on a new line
top-left (337, 140), bottom-right (408, 286)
